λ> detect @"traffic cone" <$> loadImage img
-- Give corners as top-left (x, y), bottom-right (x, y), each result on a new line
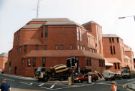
top-left (111, 81), bottom-right (117, 91)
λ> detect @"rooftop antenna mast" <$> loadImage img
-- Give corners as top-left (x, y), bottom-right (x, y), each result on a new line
top-left (36, 0), bottom-right (40, 18)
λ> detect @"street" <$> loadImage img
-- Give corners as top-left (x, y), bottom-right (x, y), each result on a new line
top-left (0, 73), bottom-right (134, 91)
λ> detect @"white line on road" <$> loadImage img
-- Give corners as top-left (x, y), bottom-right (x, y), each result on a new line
top-left (41, 83), bottom-right (95, 90)
top-left (38, 83), bottom-right (45, 86)
top-left (96, 82), bottom-right (111, 85)
top-left (50, 82), bottom-right (57, 89)
top-left (20, 82), bottom-right (33, 85)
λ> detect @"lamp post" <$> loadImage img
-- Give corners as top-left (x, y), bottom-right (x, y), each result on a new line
top-left (118, 15), bottom-right (135, 71)
top-left (118, 15), bottom-right (135, 21)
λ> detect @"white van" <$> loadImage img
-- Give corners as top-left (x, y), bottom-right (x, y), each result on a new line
top-left (103, 70), bottom-right (115, 81)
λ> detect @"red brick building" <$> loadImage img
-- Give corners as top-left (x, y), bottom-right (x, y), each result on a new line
top-left (5, 18), bottom-right (105, 77)
top-left (83, 21), bottom-right (104, 56)
top-left (124, 44), bottom-right (134, 70)
top-left (0, 53), bottom-right (8, 72)
top-left (134, 58), bottom-right (135, 69)
top-left (102, 34), bottom-right (134, 73)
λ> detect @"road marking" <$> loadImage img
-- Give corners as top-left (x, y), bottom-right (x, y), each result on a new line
top-left (20, 82), bottom-right (33, 85)
top-left (38, 83), bottom-right (45, 86)
top-left (50, 83), bottom-right (57, 88)
top-left (29, 83), bottom-right (33, 85)
top-left (127, 79), bottom-right (134, 82)
top-left (96, 82), bottom-right (111, 85)
top-left (41, 83), bottom-right (95, 90)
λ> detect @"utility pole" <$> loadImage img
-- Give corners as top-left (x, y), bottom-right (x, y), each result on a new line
top-left (36, 0), bottom-right (40, 18)
top-left (118, 15), bottom-right (135, 71)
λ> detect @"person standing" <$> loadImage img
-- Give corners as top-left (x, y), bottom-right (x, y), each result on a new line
top-left (0, 78), bottom-right (11, 91)
top-left (111, 81), bottom-right (117, 91)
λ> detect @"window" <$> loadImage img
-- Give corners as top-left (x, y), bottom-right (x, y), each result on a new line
top-left (42, 57), bottom-right (46, 67)
top-left (44, 26), bottom-right (48, 38)
top-left (79, 30), bottom-right (82, 41)
top-left (41, 31), bottom-right (43, 38)
top-left (77, 28), bottom-right (80, 41)
top-left (27, 58), bottom-right (31, 67)
top-left (117, 38), bottom-right (119, 43)
top-left (110, 46), bottom-right (113, 54)
top-left (24, 45), bottom-right (27, 53)
top-left (109, 38), bottom-right (112, 43)
top-left (113, 46), bottom-right (116, 54)
top-left (18, 47), bottom-right (22, 53)
top-left (95, 43), bottom-right (97, 47)
top-left (99, 60), bottom-right (105, 67)
top-left (109, 38), bottom-right (114, 43)
top-left (114, 63), bottom-right (117, 69)
top-left (110, 45), bottom-right (116, 55)
top-left (27, 58), bottom-right (36, 67)
top-left (112, 38), bottom-right (114, 43)
top-left (35, 45), bottom-right (39, 50)
top-left (32, 57), bottom-right (36, 67)
top-left (86, 58), bottom-right (91, 66)
top-left (117, 63), bottom-right (120, 69)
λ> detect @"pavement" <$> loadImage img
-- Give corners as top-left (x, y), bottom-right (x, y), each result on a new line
top-left (11, 88), bottom-right (41, 91)
top-left (2, 73), bottom-right (37, 81)
top-left (127, 81), bottom-right (135, 91)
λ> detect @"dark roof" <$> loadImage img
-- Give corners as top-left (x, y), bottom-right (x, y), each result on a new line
top-left (32, 18), bottom-right (80, 26)
top-left (22, 24), bottom-right (43, 29)
top-left (102, 34), bottom-right (119, 37)
top-left (32, 18), bottom-right (69, 21)
top-left (23, 50), bottom-right (104, 59)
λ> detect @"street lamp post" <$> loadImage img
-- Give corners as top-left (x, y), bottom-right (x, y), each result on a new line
top-left (118, 15), bottom-right (135, 71)
top-left (118, 15), bottom-right (135, 21)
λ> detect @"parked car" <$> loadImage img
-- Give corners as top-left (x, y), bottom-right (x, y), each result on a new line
top-left (103, 70), bottom-right (115, 81)
top-left (74, 72), bottom-right (98, 83)
top-left (113, 73), bottom-right (122, 80)
top-left (74, 74), bottom-right (87, 83)
top-left (88, 72), bottom-right (99, 81)
top-left (121, 67), bottom-right (131, 79)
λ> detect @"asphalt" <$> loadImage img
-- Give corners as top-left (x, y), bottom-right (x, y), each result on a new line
top-left (1, 73), bottom-right (135, 91)
top-left (127, 81), bottom-right (135, 90)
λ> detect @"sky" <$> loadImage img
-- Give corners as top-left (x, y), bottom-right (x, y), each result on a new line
top-left (0, 0), bottom-right (135, 54)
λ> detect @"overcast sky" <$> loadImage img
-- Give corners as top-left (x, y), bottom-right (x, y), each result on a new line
top-left (0, 0), bottom-right (135, 54)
